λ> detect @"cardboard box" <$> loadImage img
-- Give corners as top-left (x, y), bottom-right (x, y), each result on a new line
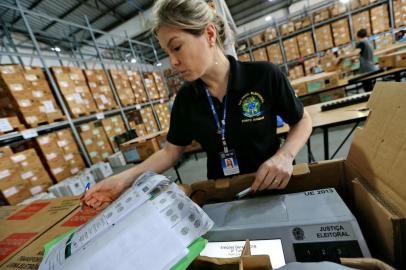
top-left (331, 18), bottom-right (351, 46)
top-left (379, 51), bottom-right (406, 68)
top-left (283, 37), bottom-right (300, 62)
top-left (188, 82), bottom-right (406, 269)
top-left (304, 57), bottom-right (320, 75)
top-left (280, 22), bottom-right (295, 36)
top-left (252, 48), bottom-right (268, 62)
top-left (288, 65), bottom-right (304, 80)
top-left (313, 8), bottom-right (330, 23)
top-left (0, 146), bottom-right (13, 158)
top-left (266, 44), bottom-right (283, 64)
top-left (315, 25), bottom-right (334, 51)
top-left (238, 53), bottom-right (251, 62)
top-left (290, 72), bottom-right (339, 95)
top-left (264, 27), bottom-right (277, 41)
top-left (1, 206), bottom-right (98, 270)
top-left (370, 4), bottom-right (390, 34)
top-left (330, 3), bottom-right (347, 17)
top-left (249, 33), bottom-right (264, 46)
top-left (120, 133), bottom-right (162, 161)
top-left (394, 0), bottom-right (406, 28)
top-left (352, 11), bottom-right (371, 36)
top-left (0, 196), bottom-right (80, 265)
top-left (0, 205), bottom-right (22, 220)
top-left (297, 32), bottom-right (315, 57)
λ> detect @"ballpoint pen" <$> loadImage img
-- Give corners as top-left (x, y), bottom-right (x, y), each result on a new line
top-left (235, 187), bottom-right (251, 199)
top-left (80, 182), bottom-right (90, 211)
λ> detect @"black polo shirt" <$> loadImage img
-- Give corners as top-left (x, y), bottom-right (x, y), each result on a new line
top-left (167, 56), bottom-right (304, 179)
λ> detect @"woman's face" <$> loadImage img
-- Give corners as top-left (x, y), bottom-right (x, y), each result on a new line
top-left (157, 25), bottom-right (214, 81)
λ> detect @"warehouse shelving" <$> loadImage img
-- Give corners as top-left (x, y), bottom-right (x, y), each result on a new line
top-left (237, 0), bottom-right (403, 74)
top-left (0, 0), bottom-right (171, 167)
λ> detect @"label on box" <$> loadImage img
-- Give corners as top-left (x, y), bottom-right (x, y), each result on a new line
top-left (26, 116), bottom-right (38, 125)
top-left (38, 136), bottom-right (50, 145)
top-left (0, 118), bottom-right (13, 132)
top-left (11, 154), bottom-right (26, 163)
top-left (3, 186), bottom-right (18, 197)
top-left (42, 100), bottom-right (56, 113)
top-left (64, 153), bottom-right (74, 161)
top-left (160, 99), bottom-right (165, 104)
top-left (33, 90), bottom-right (44, 98)
top-left (0, 232), bottom-right (39, 261)
top-left (0, 66), bottom-right (16, 74)
top-left (96, 113), bottom-right (104, 120)
top-left (57, 140), bottom-right (68, 147)
top-left (90, 151), bottom-right (97, 158)
top-left (0, 169), bottom-right (11, 180)
top-left (70, 74), bottom-right (80, 81)
top-left (115, 128), bottom-right (122, 133)
top-left (135, 104), bottom-right (142, 110)
top-left (102, 152), bottom-right (109, 159)
top-left (18, 99), bottom-right (32, 107)
top-left (54, 68), bottom-right (63, 74)
top-left (81, 124), bottom-right (90, 132)
top-left (71, 167), bottom-right (79, 174)
top-left (30, 186), bottom-right (43, 195)
top-left (10, 83), bottom-right (24, 92)
top-left (75, 86), bottom-right (84, 93)
top-left (25, 74), bottom-right (37, 81)
top-left (96, 75), bottom-right (104, 81)
top-left (105, 126), bottom-right (112, 131)
top-left (89, 82), bottom-right (97, 88)
top-left (22, 129), bottom-right (38, 139)
top-left (97, 141), bottom-right (104, 147)
top-left (93, 129), bottom-right (100, 135)
top-left (60, 81), bottom-right (69, 88)
top-left (111, 117), bottom-right (118, 123)
top-left (46, 152), bottom-right (57, 161)
top-left (22, 161), bottom-right (28, 167)
top-left (84, 139), bottom-right (93, 145)
top-left (52, 167), bottom-right (63, 175)
top-left (21, 171), bottom-right (34, 180)
top-left (100, 95), bottom-right (109, 104)
top-left (73, 93), bottom-right (83, 104)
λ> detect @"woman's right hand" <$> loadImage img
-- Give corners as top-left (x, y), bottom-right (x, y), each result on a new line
top-left (80, 174), bottom-right (130, 211)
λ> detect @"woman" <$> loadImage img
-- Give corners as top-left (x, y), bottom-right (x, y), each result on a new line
top-left (82, 0), bottom-right (312, 211)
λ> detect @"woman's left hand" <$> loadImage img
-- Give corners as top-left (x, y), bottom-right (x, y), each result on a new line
top-left (251, 153), bottom-right (294, 192)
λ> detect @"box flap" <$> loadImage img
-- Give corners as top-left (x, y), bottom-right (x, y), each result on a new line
top-left (347, 82), bottom-right (406, 214)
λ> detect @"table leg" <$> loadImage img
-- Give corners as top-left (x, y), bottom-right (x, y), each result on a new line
top-left (323, 127), bottom-right (329, 160)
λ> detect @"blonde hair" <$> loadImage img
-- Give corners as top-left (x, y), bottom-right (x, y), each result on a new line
top-left (152, 0), bottom-right (232, 52)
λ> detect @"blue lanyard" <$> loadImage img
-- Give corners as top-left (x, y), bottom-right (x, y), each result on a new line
top-left (204, 87), bottom-right (229, 152)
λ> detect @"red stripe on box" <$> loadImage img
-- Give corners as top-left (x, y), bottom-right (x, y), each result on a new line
top-left (7, 202), bottom-right (50, 220)
top-left (0, 232), bottom-right (38, 262)
top-left (61, 208), bottom-right (98, 227)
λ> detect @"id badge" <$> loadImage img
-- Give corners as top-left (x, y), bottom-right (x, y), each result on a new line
top-left (219, 149), bottom-right (240, 176)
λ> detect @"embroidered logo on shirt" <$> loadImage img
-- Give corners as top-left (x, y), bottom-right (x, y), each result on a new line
top-left (239, 92), bottom-right (265, 123)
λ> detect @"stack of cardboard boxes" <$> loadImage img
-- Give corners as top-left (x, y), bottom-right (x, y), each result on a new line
top-left (329, 2), bottom-right (347, 17)
top-left (0, 116), bottom-right (24, 134)
top-left (293, 17), bottom-right (311, 31)
top-left (394, 0), bottom-right (406, 28)
top-left (264, 27), bottom-right (277, 41)
top-left (249, 33), bottom-right (263, 46)
top-left (313, 8), bottom-right (330, 23)
top-left (126, 111), bottom-right (148, 137)
top-left (127, 70), bottom-right (148, 103)
top-left (266, 44), bottom-right (283, 64)
top-left (352, 11), bottom-right (371, 36)
top-left (109, 69), bottom-right (136, 106)
top-left (154, 103), bottom-right (171, 131)
top-left (0, 148), bottom-right (53, 205)
top-left (374, 33), bottom-right (394, 49)
top-left (79, 122), bottom-right (113, 164)
top-left (0, 65), bottom-right (64, 127)
top-left (143, 72), bottom-right (160, 100)
top-left (140, 106), bottom-right (160, 134)
top-left (280, 22), bottom-right (295, 36)
top-left (297, 32), bottom-right (315, 57)
top-left (315, 25), bottom-right (334, 51)
top-left (288, 65), bottom-right (305, 80)
top-left (252, 48), bottom-right (268, 61)
top-left (283, 37), bottom-right (300, 61)
top-left (51, 66), bottom-right (98, 117)
top-left (332, 18), bottom-right (351, 46)
top-left (351, 0), bottom-right (371, 9)
top-left (151, 71), bottom-right (168, 99)
top-left (370, 4), bottom-right (390, 34)
top-left (304, 57), bottom-right (320, 76)
top-left (55, 129), bottom-right (86, 175)
top-left (101, 116), bottom-right (126, 152)
top-left (238, 53), bottom-right (250, 62)
top-left (84, 69), bottom-right (117, 111)
top-left (166, 75), bottom-right (183, 93)
top-left (35, 133), bottom-right (74, 182)
top-left (320, 52), bottom-right (338, 72)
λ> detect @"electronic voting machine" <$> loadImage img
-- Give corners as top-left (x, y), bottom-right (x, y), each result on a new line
top-left (201, 188), bottom-right (370, 267)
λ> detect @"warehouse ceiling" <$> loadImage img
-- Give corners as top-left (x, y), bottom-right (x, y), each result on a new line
top-left (0, 0), bottom-right (299, 63)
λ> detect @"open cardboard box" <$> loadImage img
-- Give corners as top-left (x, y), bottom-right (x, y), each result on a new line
top-left (189, 82), bottom-right (406, 269)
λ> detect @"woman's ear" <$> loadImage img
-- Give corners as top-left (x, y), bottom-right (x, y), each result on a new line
top-left (205, 23), bottom-right (217, 47)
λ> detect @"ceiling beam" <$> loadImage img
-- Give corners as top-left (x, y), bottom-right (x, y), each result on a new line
top-left (10, 0), bottom-right (45, 25)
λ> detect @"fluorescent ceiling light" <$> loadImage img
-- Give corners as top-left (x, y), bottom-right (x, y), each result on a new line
top-left (265, 15), bottom-right (272, 21)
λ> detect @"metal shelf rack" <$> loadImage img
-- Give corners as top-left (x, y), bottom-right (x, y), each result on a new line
top-left (0, 0), bottom-right (170, 167)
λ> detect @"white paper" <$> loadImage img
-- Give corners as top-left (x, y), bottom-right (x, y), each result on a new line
top-left (200, 240), bottom-right (286, 269)
top-left (21, 129), bottom-right (38, 139)
top-left (3, 186), bottom-right (18, 197)
top-left (30, 186), bottom-right (43, 195)
top-left (96, 113), bottom-right (104, 120)
top-left (11, 154), bottom-right (26, 163)
top-left (135, 104), bottom-right (141, 110)
top-left (21, 171), bottom-right (34, 180)
top-left (100, 95), bottom-right (108, 104)
top-left (0, 169), bottom-right (11, 180)
top-left (41, 100), bottom-right (56, 113)
top-left (57, 140), bottom-right (68, 147)
top-left (0, 118), bottom-right (13, 132)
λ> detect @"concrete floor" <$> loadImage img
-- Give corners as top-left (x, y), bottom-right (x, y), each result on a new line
top-left (163, 121), bottom-right (363, 185)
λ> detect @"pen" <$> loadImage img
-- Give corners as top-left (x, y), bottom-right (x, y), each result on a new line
top-left (236, 187), bottom-right (251, 199)
top-left (80, 183), bottom-right (90, 211)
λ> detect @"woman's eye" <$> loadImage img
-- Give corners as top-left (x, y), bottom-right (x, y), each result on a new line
top-left (174, 46), bottom-right (181, 52)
